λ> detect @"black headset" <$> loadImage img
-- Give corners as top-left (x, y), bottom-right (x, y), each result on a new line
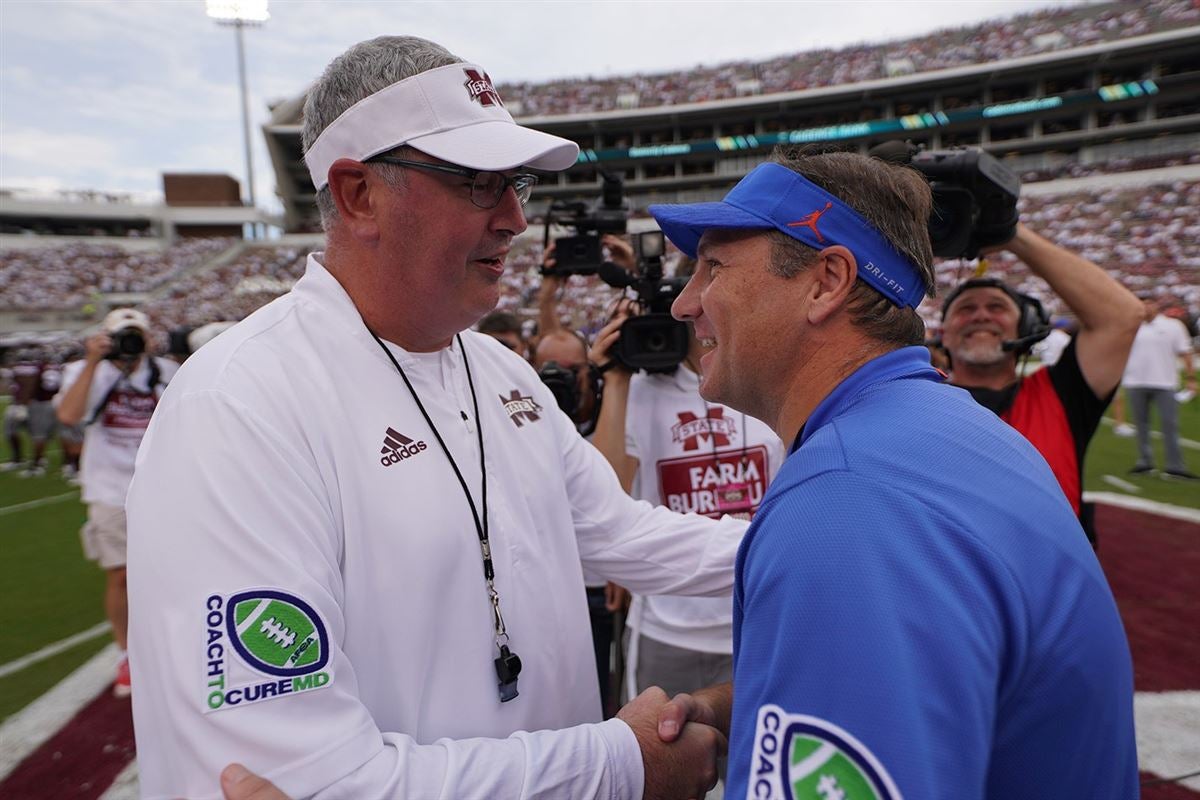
top-left (941, 277), bottom-right (1051, 354)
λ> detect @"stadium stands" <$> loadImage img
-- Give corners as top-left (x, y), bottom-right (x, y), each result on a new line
top-left (5, 1), bottom-right (1199, 348)
top-left (0, 238), bottom-right (235, 311)
top-left (924, 179), bottom-right (1200, 331)
top-left (497, 0), bottom-right (1199, 116)
top-left (7, 177), bottom-right (1177, 346)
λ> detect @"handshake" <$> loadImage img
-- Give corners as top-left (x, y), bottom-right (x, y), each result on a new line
top-left (220, 683), bottom-right (732, 800)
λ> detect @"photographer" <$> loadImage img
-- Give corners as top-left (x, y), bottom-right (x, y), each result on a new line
top-left (54, 308), bottom-right (177, 698)
top-left (589, 244), bottom-right (784, 778)
top-left (940, 223), bottom-right (1143, 543)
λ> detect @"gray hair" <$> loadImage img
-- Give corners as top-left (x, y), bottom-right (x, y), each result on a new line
top-left (767, 147), bottom-right (935, 348)
top-left (302, 36), bottom-right (464, 231)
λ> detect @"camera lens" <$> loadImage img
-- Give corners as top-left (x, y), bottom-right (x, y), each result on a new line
top-left (643, 331), bottom-right (668, 353)
top-left (114, 329), bottom-right (146, 357)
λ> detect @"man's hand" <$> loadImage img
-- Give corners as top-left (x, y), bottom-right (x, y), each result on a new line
top-left (656, 682), bottom-right (734, 742)
top-left (604, 581), bottom-right (630, 613)
top-left (540, 241), bottom-right (563, 277)
top-left (588, 299), bottom-right (637, 371)
top-left (84, 332), bottom-right (113, 364)
top-left (220, 764), bottom-right (291, 800)
top-left (618, 687), bottom-right (725, 800)
top-left (602, 234), bottom-right (636, 272)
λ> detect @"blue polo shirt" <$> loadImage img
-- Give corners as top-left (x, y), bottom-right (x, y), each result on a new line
top-left (728, 346), bottom-right (1136, 800)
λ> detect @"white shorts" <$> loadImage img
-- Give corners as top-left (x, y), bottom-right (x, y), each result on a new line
top-left (81, 503), bottom-right (127, 570)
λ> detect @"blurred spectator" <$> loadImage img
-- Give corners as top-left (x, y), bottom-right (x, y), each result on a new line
top-left (2, 347), bottom-right (58, 475)
top-left (1123, 295), bottom-right (1198, 479)
top-left (476, 311), bottom-right (528, 358)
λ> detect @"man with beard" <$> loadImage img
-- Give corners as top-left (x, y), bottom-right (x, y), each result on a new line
top-left (939, 224), bottom-right (1142, 544)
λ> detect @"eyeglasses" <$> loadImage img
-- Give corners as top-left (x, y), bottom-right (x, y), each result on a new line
top-left (368, 156), bottom-right (539, 209)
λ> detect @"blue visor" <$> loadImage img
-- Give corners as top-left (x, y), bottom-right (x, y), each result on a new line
top-left (649, 163), bottom-right (926, 309)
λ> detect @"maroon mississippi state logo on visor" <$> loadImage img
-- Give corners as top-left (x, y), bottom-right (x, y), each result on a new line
top-left (463, 68), bottom-right (503, 107)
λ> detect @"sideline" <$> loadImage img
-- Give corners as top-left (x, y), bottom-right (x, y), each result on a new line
top-left (1101, 417), bottom-right (1200, 451)
top-left (1085, 491), bottom-right (1200, 525)
top-left (0, 621), bottom-right (111, 679)
top-left (0, 490), bottom-right (79, 517)
top-left (0, 643), bottom-right (120, 781)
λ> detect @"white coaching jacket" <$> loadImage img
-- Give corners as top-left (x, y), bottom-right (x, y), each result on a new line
top-left (126, 254), bottom-right (747, 800)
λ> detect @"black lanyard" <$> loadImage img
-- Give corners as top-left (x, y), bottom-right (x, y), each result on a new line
top-left (370, 332), bottom-right (522, 702)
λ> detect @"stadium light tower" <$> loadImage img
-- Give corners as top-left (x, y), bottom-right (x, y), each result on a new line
top-left (206, 0), bottom-right (268, 237)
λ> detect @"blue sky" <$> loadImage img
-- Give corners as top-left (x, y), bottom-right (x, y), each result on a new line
top-left (0, 0), bottom-right (1080, 210)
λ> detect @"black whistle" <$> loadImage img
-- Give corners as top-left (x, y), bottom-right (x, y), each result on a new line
top-left (494, 644), bottom-right (522, 703)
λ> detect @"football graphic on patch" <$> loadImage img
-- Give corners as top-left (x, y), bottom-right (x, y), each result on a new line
top-left (226, 589), bottom-right (329, 677)
top-left (752, 705), bottom-right (903, 800)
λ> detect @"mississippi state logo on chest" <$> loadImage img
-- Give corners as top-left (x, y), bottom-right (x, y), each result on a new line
top-left (500, 389), bottom-right (542, 427)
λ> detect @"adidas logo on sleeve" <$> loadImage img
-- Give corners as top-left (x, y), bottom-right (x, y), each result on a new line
top-left (379, 427), bottom-right (428, 466)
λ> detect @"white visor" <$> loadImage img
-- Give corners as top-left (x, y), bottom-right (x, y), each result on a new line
top-left (304, 63), bottom-right (579, 191)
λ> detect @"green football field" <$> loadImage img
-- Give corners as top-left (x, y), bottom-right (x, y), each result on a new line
top-left (1, 393), bottom-right (1197, 722)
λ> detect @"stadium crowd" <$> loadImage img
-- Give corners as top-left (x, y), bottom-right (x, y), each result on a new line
top-left (0, 238), bottom-right (234, 311)
top-left (2, 180), bottom-right (1198, 346)
top-left (925, 180), bottom-right (1200, 335)
top-left (138, 244), bottom-right (311, 336)
top-left (498, 0), bottom-right (1198, 116)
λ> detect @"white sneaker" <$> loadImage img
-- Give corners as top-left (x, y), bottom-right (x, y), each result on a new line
top-left (1114, 423), bottom-right (1135, 438)
top-left (0, 461), bottom-right (20, 472)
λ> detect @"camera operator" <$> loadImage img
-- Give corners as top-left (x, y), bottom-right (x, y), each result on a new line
top-left (589, 244), bottom-right (784, 784)
top-left (940, 222), bottom-right (1143, 544)
top-left (54, 308), bottom-right (178, 697)
top-left (536, 238), bottom-right (634, 431)
top-left (533, 242), bottom-right (627, 714)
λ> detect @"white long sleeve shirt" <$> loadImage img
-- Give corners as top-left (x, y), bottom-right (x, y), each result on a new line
top-left (126, 254), bottom-right (746, 800)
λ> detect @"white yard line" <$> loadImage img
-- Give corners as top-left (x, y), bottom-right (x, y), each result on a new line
top-left (1101, 475), bottom-right (1141, 493)
top-left (0, 491), bottom-right (78, 517)
top-left (0, 622), bottom-right (111, 679)
top-left (99, 759), bottom-right (140, 800)
top-left (1085, 492), bottom-right (1200, 525)
top-left (0, 643), bottom-right (120, 781)
top-left (1101, 417), bottom-right (1200, 450)
top-left (1136, 691), bottom-right (1200, 791)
